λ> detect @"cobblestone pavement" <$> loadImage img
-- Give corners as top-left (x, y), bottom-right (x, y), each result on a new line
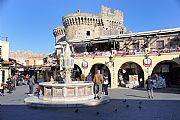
top-left (1, 85), bottom-right (180, 120)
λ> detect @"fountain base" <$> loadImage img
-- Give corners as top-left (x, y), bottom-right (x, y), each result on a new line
top-left (24, 95), bottom-right (110, 108)
top-left (24, 81), bottom-right (110, 108)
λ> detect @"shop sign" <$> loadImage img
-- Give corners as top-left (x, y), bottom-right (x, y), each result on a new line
top-left (82, 61), bottom-right (88, 69)
top-left (143, 58), bottom-right (152, 67)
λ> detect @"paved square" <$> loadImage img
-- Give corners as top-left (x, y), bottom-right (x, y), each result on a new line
top-left (1, 85), bottom-right (180, 120)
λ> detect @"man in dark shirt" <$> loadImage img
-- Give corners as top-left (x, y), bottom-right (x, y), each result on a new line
top-left (146, 76), bottom-right (154, 99)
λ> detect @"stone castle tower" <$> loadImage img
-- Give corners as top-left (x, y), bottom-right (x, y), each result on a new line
top-left (53, 6), bottom-right (126, 44)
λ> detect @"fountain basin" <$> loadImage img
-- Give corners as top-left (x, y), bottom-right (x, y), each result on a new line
top-left (24, 81), bottom-right (110, 108)
top-left (39, 81), bottom-right (94, 102)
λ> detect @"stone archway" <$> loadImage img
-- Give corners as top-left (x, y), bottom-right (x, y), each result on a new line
top-left (118, 62), bottom-right (144, 88)
top-left (90, 63), bottom-right (111, 87)
top-left (152, 60), bottom-right (180, 87)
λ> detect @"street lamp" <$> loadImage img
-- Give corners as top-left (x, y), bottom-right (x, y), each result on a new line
top-left (105, 56), bottom-right (114, 67)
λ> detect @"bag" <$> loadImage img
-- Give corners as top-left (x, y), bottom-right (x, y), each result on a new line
top-left (103, 76), bottom-right (109, 84)
top-left (104, 80), bottom-right (109, 84)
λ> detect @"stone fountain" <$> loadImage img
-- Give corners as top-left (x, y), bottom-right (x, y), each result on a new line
top-left (24, 43), bottom-right (110, 108)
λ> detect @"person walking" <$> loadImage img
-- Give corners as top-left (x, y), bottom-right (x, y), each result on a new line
top-left (27, 75), bottom-right (35, 94)
top-left (93, 70), bottom-right (104, 100)
top-left (146, 76), bottom-right (154, 99)
top-left (103, 73), bottom-right (109, 95)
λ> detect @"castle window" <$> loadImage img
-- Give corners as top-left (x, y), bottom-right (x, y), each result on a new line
top-left (86, 31), bottom-right (90, 36)
top-left (156, 40), bottom-right (164, 49)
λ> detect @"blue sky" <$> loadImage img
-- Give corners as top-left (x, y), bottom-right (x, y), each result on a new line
top-left (0, 0), bottom-right (180, 54)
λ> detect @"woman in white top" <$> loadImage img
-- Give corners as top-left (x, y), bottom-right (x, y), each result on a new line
top-left (103, 74), bottom-right (109, 95)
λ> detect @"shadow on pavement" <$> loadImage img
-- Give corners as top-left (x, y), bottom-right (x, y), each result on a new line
top-left (132, 87), bottom-right (180, 94)
top-left (1, 99), bottom-right (180, 120)
top-left (125, 94), bottom-right (147, 98)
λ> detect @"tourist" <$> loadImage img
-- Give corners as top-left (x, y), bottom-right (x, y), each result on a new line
top-left (27, 75), bottom-right (35, 94)
top-left (0, 83), bottom-right (5, 96)
top-left (146, 76), bottom-right (154, 99)
top-left (55, 73), bottom-right (63, 83)
top-left (36, 74), bottom-right (44, 96)
top-left (6, 77), bottom-right (13, 93)
top-left (86, 72), bottom-right (92, 82)
top-left (93, 70), bottom-right (104, 100)
top-left (80, 73), bottom-right (85, 81)
top-left (103, 73), bottom-right (109, 95)
top-left (75, 71), bottom-right (81, 81)
top-left (11, 75), bottom-right (17, 90)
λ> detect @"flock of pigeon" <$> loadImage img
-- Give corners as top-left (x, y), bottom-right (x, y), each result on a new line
top-left (74, 99), bottom-right (143, 116)
top-left (0, 99), bottom-right (144, 116)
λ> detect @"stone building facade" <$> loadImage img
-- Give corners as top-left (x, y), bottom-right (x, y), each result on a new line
top-left (0, 40), bottom-right (10, 85)
top-left (53, 6), bottom-right (180, 88)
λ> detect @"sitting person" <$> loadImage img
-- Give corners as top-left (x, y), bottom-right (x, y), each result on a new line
top-left (0, 83), bottom-right (6, 96)
top-left (55, 73), bottom-right (63, 83)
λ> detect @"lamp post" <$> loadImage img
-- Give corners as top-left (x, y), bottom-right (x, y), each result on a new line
top-left (105, 56), bottom-right (114, 67)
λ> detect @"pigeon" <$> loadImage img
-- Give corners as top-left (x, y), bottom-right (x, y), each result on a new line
top-left (75, 108), bottom-right (79, 113)
top-left (96, 111), bottom-right (100, 116)
top-left (115, 108), bottom-right (117, 112)
top-left (126, 105), bottom-right (129, 108)
top-left (138, 106), bottom-right (142, 110)
top-left (123, 99), bottom-right (127, 103)
top-left (138, 101), bottom-right (142, 105)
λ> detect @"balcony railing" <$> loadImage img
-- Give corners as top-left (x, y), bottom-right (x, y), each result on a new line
top-left (73, 47), bottom-right (180, 58)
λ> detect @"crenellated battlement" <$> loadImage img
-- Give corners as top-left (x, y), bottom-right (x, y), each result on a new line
top-left (54, 6), bottom-right (126, 42)
top-left (101, 6), bottom-right (123, 21)
top-left (62, 6), bottom-right (123, 29)
top-left (53, 26), bottom-right (65, 37)
top-left (62, 13), bottom-right (103, 28)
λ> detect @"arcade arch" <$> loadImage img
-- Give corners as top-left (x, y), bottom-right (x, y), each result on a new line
top-left (118, 62), bottom-right (144, 87)
top-left (152, 60), bottom-right (180, 87)
top-left (90, 63), bottom-right (111, 87)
